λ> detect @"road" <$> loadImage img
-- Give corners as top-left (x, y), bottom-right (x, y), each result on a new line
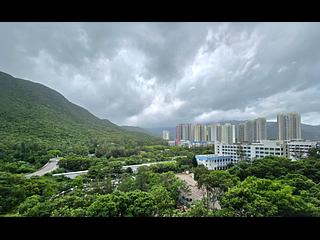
top-left (25, 155), bottom-right (187, 178)
top-left (122, 160), bottom-right (177, 173)
top-left (53, 170), bottom-right (89, 179)
top-left (25, 158), bottom-right (60, 178)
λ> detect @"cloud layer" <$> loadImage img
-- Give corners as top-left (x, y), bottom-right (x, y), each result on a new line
top-left (1, 22), bottom-right (320, 127)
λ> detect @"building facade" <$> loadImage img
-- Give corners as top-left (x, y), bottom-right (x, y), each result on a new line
top-left (244, 120), bottom-right (255, 143)
top-left (237, 123), bottom-right (245, 143)
top-left (221, 123), bottom-right (236, 144)
top-left (286, 140), bottom-right (318, 160)
top-left (277, 112), bottom-right (302, 140)
top-left (195, 154), bottom-right (234, 170)
top-left (215, 139), bottom-right (318, 162)
top-left (176, 123), bottom-right (192, 141)
top-left (215, 140), bottom-right (286, 162)
top-left (254, 117), bottom-right (267, 141)
top-left (162, 130), bottom-right (170, 140)
top-left (193, 124), bottom-right (205, 141)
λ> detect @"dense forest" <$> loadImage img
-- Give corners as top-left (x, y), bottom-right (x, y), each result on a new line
top-left (1, 145), bottom-right (320, 217)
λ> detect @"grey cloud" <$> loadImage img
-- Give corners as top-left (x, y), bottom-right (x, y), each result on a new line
top-left (1, 22), bottom-right (320, 127)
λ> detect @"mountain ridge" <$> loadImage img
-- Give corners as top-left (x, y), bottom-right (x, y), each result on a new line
top-left (0, 71), bottom-right (162, 150)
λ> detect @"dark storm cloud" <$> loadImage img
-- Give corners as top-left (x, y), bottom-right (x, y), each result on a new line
top-left (1, 22), bottom-right (320, 127)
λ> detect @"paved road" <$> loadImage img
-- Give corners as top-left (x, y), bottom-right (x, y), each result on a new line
top-left (122, 160), bottom-right (177, 173)
top-left (25, 158), bottom-right (60, 178)
top-left (26, 155), bottom-right (187, 178)
top-left (53, 170), bottom-right (89, 179)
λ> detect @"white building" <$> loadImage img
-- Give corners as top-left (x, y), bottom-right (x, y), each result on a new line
top-left (215, 139), bottom-right (319, 162)
top-left (177, 139), bottom-right (192, 147)
top-left (221, 123), bottom-right (236, 144)
top-left (162, 130), bottom-right (170, 140)
top-left (286, 140), bottom-right (318, 160)
top-left (195, 154), bottom-right (234, 170)
top-left (215, 140), bottom-right (286, 162)
top-left (193, 124), bottom-right (205, 141)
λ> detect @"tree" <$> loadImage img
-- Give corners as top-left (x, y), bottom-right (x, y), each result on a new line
top-left (125, 191), bottom-right (157, 217)
top-left (220, 176), bottom-right (320, 217)
top-left (86, 194), bottom-right (119, 217)
top-left (47, 149), bottom-right (61, 158)
top-left (18, 195), bottom-right (52, 217)
top-left (197, 171), bottom-right (239, 208)
top-left (308, 147), bottom-right (320, 159)
top-left (228, 156), bottom-right (300, 181)
top-left (174, 200), bottom-right (214, 217)
top-left (149, 186), bottom-right (176, 216)
top-left (193, 165), bottom-right (209, 181)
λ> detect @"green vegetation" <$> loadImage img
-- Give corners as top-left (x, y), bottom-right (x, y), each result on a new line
top-left (0, 71), bottom-right (164, 173)
top-left (183, 150), bottom-right (320, 217)
top-left (1, 70), bottom-right (320, 217)
top-left (2, 144), bottom-right (320, 216)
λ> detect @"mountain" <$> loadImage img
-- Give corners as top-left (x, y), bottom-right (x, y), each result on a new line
top-left (121, 125), bottom-right (156, 136)
top-left (0, 71), bottom-right (162, 150)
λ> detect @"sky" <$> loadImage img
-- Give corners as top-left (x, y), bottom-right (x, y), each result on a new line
top-left (1, 22), bottom-right (320, 127)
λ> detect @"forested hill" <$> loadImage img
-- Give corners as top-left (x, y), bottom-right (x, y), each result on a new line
top-left (0, 71), bottom-right (162, 151)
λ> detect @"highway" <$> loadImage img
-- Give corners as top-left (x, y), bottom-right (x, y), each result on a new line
top-left (25, 158), bottom-right (60, 178)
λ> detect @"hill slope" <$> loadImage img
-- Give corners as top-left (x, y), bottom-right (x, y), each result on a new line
top-left (121, 125), bottom-right (156, 136)
top-left (0, 71), bottom-right (162, 150)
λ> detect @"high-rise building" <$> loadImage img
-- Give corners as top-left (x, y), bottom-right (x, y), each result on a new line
top-left (254, 117), bottom-right (267, 141)
top-left (193, 124), bottom-right (205, 141)
top-left (210, 124), bottom-right (217, 142)
top-left (204, 125), bottom-right (210, 141)
top-left (277, 112), bottom-right (301, 140)
top-left (215, 124), bottom-right (222, 142)
top-left (176, 123), bottom-right (192, 141)
top-left (240, 118), bottom-right (267, 143)
top-left (221, 123), bottom-right (235, 144)
top-left (237, 123), bottom-right (245, 143)
top-left (176, 124), bottom-right (182, 141)
top-left (162, 130), bottom-right (170, 140)
top-left (204, 124), bottom-right (218, 142)
top-left (244, 120), bottom-right (255, 143)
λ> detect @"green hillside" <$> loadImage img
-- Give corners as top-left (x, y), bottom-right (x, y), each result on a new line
top-left (0, 71), bottom-right (163, 170)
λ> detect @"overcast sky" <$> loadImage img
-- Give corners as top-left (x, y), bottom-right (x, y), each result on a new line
top-left (1, 22), bottom-right (320, 127)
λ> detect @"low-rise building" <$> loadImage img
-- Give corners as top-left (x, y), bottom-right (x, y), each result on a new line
top-left (215, 140), bottom-right (286, 162)
top-left (286, 140), bottom-right (319, 160)
top-left (195, 154), bottom-right (234, 170)
top-left (215, 139), bottom-right (319, 162)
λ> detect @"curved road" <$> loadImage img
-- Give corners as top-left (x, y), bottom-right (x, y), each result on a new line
top-left (25, 155), bottom-right (187, 179)
top-left (25, 158), bottom-right (60, 178)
